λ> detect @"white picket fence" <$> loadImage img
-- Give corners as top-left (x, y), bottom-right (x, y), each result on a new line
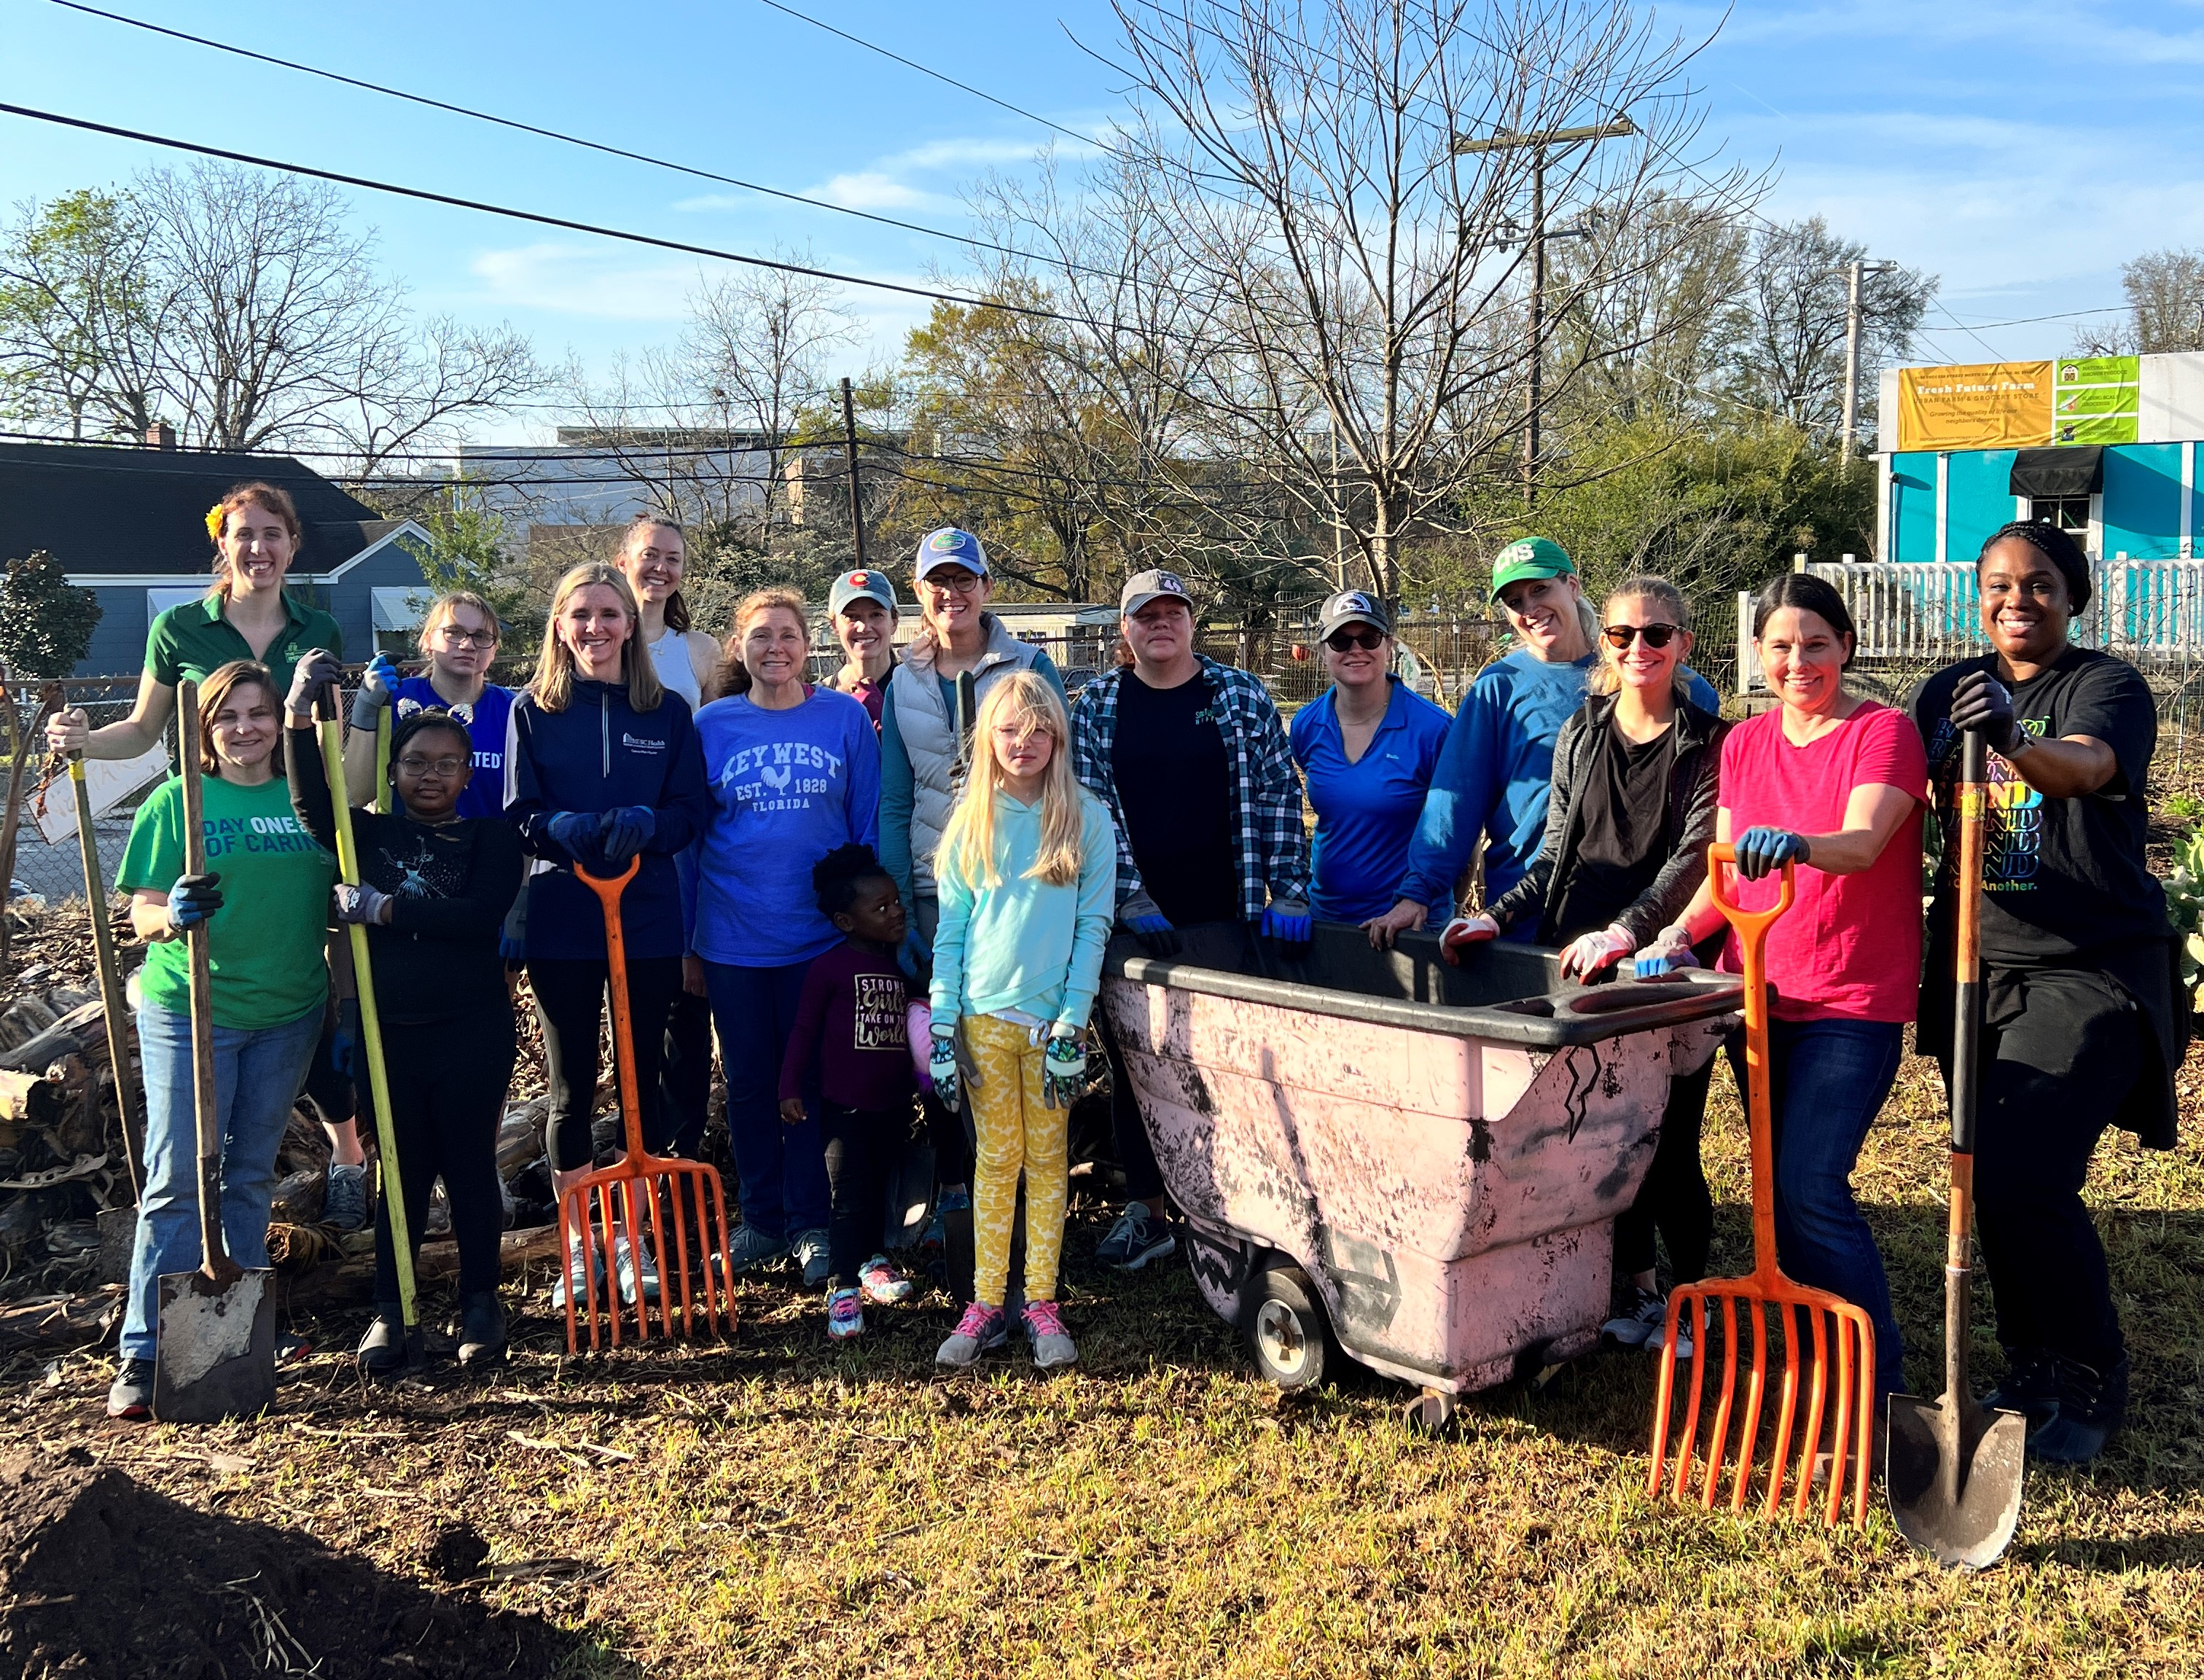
top-left (1735, 559), bottom-right (2204, 692)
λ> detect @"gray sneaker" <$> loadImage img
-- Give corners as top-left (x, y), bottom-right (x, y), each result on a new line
top-left (1095, 1202), bottom-right (1174, 1270)
top-left (106, 1357), bottom-right (152, 1420)
top-left (792, 1227), bottom-right (830, 1289)
top-left (724, 1223), bottom-right (790, 1274)
top-left (613, 1232), bottom-right (660, 1304)
top-left (1023, 1300), bottom-right (1078, 1370)
top-left (936, 1301), bottom-right (1008, 1368)
top-left (323, 1161), bottom-right (369, 1232)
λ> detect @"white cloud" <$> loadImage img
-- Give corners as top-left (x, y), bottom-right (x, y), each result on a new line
top-left (466, 243), bottom-right (693, 321)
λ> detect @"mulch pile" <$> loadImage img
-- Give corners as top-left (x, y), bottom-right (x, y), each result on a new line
top-left (0, 1448), bottom-right (585, 1679)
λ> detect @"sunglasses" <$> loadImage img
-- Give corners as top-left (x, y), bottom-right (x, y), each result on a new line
top-left (1325, 628), bottom-right (1386, 652)
top-left (1601, 622), bottom-right (1681, 650)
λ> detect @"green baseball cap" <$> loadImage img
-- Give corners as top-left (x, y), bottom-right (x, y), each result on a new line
top-left (1489, 536), bottom-right (1575, 601)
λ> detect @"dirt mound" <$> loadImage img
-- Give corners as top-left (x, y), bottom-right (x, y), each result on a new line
top-left (0, 1448), bottom-right (587, 1679)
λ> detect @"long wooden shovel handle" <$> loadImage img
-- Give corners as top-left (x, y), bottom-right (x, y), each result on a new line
top-left (69, 751), bottom-right (146, 1200)
top-left (1943, 728), bottom-right (1989, 1407)
top-left (575, 859), bottom-right (646, 1161)
top-left (1705, 843), bottom-right (1796, 1287)
top-left (176, 681), bottom-right (235, 1284)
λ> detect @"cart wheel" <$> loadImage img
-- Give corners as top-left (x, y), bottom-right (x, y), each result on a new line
top-left (1248, 1263), bottom-right (1331, 1389)
top-left (1402, 1388), bottom-right (1456, 1434)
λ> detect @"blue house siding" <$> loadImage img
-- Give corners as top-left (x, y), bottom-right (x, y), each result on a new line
top-left (1891, 453), bottom-right (1938, 562)
top-left (326, 534), bottom-right (434, 657)
top-left (80, 585), bottom-right (162, 677)
top-left (1888, 442), bottom-right (2197, 564)
top-left (1947, 449), bottom-right (2015, 564)
top-left (2101, 444), bottom-right (2182, 559)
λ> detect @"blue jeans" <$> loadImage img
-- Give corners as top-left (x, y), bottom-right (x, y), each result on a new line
top-left (123, 1002), bottom-right (324, 1363)
top-left (1727, 1017), bottom-right (1907, 1399)
top-left (705, 959), bottom-right (829, 1241)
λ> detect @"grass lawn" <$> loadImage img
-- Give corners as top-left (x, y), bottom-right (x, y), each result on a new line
top-left (14, 1041), bottom-right (2203, 1678)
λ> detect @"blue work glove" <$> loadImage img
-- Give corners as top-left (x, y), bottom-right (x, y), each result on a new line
top-left (351, 653), bottom-right (399, 728)
top-left (598, 805), bottom-right (655, 869)
top-left (929, 1027), bottom-right (961, 1111)
top-left (1632, 922), bottom-right (1700, 980)
top-left (165, 872), bottom-right (222, 933)
top-left (544, 810), bottom-right (601, 870)
top-left (1259, 897), bottom-right (1312, 946)
top-left (332, 882), bottom-right (391, 926)
top-left (1119, 890), bottom-right (1179, 958)
top-left (1949, 669), bottom-right (2022, 755)
top-left (286, 648), bottom-right (343, 720)
top-left (1732, 827), bottom-right (1811, 881)
top-left (897, 928), bottom-right (931, 982)
top-left (1042, 1028), bottom-right (1087, 1110)
top-left (499, 931), bottom-right (526, 964)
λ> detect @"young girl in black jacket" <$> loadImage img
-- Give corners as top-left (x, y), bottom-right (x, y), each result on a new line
top-left (1447, 577), bottom-right (1727, 1355)
top-left (286, 651), bottom-right (524, 1373)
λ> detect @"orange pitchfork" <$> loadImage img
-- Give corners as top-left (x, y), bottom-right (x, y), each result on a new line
top-left (1646, 843), bottom-right (1877, 1527)
top-left (558, 859), bottom-right (739, 1353)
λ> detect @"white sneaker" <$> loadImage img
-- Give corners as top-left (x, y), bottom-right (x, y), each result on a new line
top-left (1603, 1286), bottom-right (1666, 1348)
top-left (613, 1232), bottom-right (660, 1305)
top-left (1646, 1304), bottom-right (1694, 1360)
top-left (548, 1237), bottom-right (603, 1310)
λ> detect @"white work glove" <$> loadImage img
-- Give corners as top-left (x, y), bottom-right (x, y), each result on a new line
top-left (1438, 913), bottom-right (1499, 966)
top-left (1559, 923), bottom-right (1636, 980)
top-left (1632, 922), bottom-right (1701, 980)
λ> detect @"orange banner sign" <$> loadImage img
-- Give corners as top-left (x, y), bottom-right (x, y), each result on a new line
top-left (1896, 362), bottom-right (2052, 451)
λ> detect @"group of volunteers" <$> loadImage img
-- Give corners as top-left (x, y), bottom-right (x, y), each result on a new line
top-left (77, 482), bottom-right (2176, 1471)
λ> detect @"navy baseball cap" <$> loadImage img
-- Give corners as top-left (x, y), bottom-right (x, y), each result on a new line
top-left (829, 569), bottom-right (899, 617)
top-left (913, 528), bottom-right (988, 580)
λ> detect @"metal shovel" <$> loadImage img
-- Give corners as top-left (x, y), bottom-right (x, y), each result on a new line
top-left (1886, 726), bottom-right (2025, 1569)
top-left (152, 679), bottom-right (278, 1423)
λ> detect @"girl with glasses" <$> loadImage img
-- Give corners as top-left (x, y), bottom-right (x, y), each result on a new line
top-left (343, 591), bottom-right (515, 819)
top-left (1287, 592), bottom-right (1451, 935)
top-left (1444, 577), bottom-right (1728, 1355)
top-left (286, 656), bottom-right (525, 1376)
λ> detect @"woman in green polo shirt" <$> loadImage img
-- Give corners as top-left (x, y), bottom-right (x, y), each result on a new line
top-left (47, 480), bottom-right (359, 1228)
top-left (104, 660), bottom-right (337, 1421)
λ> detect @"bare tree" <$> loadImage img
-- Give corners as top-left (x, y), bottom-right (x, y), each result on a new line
top-left (0, 163), bottom-right (543, 470)
top-left (1722, 215), bottom-right (1933, 439)
top-left (1096, 0), bottom-right (1759, 599)
top-left (2075, 247), bottom-right (2204, 356)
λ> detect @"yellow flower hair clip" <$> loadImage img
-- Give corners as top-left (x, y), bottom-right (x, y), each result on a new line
top-left (205, 502), bottom-right (227, 544)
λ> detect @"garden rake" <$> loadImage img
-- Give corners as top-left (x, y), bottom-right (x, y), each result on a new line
top-left (1646, 844), bottom-right (1878, 1528)
top-left (558, 857), bottom-right (738, 1353)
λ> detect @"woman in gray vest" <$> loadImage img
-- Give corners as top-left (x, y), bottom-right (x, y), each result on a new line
top-left (879, 528), bottom-right (1068, 968)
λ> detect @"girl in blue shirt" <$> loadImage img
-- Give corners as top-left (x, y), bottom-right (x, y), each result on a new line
top-left (344, 590), bottom-right (514, 819)
top-left (693, 587), bottom-right (882, 1286)
top-left (1288, 593), bottom-right (1453, 930)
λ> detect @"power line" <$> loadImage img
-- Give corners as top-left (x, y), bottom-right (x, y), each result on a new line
top-left (44, 0), bottom-right (1135, 285)
top-left (0, 101), bottom-right (1068, 323)
top-left (1915, 303), bottom-right (2126, 335)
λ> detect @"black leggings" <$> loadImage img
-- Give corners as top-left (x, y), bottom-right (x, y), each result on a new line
top-left (529, 956), bottom-right (684, 1173)
top-left (822, 1101), bottom-right (902, 1290)
top-left (372, 1004), bottom-right (518, 1303)
top-left (658, 987), bottom-right (714, 1158)
top-left (1612, 1058), bottom-right (1716, 1286)
top-left (1098, 1011), bottom-right (1165, 1203)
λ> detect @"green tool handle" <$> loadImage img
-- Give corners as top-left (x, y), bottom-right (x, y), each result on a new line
top-left (316, 696), bottom-right (416, 1329)
top-left (373, 702), bottom-right (391, 816)
top-left (68, 752), bottom-right (146, 1199)
top-left (177, 681), bottom-right (236, 1284)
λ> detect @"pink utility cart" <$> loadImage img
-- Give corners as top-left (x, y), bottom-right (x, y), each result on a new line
top-left (1098, 923), bottom-right (1743, 1426)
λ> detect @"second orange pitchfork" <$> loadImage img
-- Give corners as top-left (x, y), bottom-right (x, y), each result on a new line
top-left (1646, 843), bottom-right (1878, 1527)
top-left (557, 859), bottom-right (739, 1353)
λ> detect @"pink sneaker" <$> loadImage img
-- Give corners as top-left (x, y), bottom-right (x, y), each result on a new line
top-left (1022, 1299), bottom-right (1078, 1369)
top-left (859, 1254), bottom-right (913, 1306)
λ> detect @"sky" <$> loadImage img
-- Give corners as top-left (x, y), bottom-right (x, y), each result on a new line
top-left (4, 0), bottom-right (2203, 446)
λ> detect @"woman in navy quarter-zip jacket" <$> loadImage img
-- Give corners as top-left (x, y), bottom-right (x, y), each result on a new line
top-left (505, 563), bottom-right (709, 1308)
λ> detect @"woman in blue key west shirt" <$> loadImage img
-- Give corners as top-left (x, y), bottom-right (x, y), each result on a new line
top-left (1288, 593), bottom-right (1452, 934)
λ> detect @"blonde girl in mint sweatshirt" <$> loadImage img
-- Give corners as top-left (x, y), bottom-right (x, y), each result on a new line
top-left (929, 671), bottom-right (1116, 1370)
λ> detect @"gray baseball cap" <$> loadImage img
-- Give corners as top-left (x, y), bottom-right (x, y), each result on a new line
top-left (829, 569), bottom-right (899, 617)
top-left (1316, 590), bottom-right (1390, 641)
top-left (1121, 568), bottom-right (1194, 616)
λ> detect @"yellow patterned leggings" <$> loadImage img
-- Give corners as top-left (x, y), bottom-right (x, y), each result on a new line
top-left (964, 1012), bottom-right (1068, 1309)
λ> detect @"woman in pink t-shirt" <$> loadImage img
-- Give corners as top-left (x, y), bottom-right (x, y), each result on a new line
top-left (1637, 571), bottom-right (1926, 1408)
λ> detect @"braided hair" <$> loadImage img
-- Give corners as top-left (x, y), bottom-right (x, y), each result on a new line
top-left (812, 842), bottom-right (893, 919)
top-left (1980, 520), bottom-right (2092, 612)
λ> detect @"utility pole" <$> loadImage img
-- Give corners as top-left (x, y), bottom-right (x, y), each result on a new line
top-left (1330, 420), bottom-right (1345, 591)
top-left (839, 376), bottom-right (867, 568)
top-left (1453, 116), bottom-right (1635, 507)
top-left (1841, 259), bottom-right (1899, 467)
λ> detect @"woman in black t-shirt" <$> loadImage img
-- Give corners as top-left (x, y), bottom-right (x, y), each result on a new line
top-left (1912, 520), bottom-right (2187, 1466)
top-left (1469, 577), bottom-right (1728, 1353)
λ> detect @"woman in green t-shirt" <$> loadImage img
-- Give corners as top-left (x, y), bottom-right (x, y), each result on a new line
top-left (105, 660), bottom-right (336, 1421)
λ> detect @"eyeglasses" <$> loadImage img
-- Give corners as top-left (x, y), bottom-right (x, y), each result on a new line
top-left (920, 571), bottom-right (985, 595)
top-left (1325, 628), bottom-right (1386, 652)
top-left (397, 754), bottom-right (469, 776)
top-left (1601, 622), bottom-right (1681, 650)
top-left (437, 625), bottom-right (499, 648)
